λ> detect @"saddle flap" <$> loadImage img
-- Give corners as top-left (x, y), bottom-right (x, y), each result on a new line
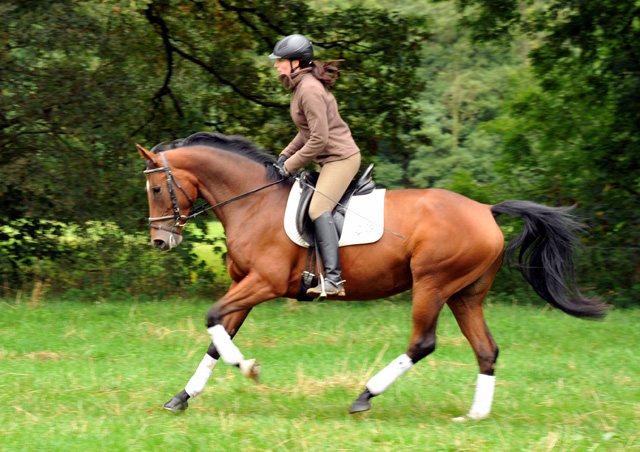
top-left (295, 164), bottom-right (376, 244)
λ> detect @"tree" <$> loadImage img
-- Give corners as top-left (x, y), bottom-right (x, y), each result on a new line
top-left (0, 0), bottom-right (427, 292)
top-left (451, 0), bottom-right (640, 296)
top-left (406, 1), bottom-right (521, 199)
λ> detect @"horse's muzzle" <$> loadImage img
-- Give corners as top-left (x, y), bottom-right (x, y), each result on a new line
top-left (151, 231), bottom-right (183, 250)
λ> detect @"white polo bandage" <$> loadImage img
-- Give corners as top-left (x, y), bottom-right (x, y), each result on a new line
top-left (366, 353), bottom-right (414, 396)
top-left (184, 354), bottom-right (217, 398)
top-left (208, 324), bottom-right (244, 365)
top-left (466, 374), bottom-right (496, 419)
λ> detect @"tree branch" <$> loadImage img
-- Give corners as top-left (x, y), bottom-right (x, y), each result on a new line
top-left (144, 4), bottom-right (286, 110)
top-left (144, 6), bottom-right (184, 118)
top-left (217, 0), bottom-right (287, 50)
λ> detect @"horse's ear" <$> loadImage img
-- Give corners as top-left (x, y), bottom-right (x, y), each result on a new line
top-left (137, 143), bottom-right (159, 168)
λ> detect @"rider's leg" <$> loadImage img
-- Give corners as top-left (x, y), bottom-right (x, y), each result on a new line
top-left (307, 153), bottom-right (361, 297)
top-left (307, 211), bottom-right (344, 296)
top-left (307, 153), bottom-right (362, 220)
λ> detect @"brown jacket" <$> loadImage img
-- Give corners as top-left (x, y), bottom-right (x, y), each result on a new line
top-left (280, 69), bottom-right (360, 173)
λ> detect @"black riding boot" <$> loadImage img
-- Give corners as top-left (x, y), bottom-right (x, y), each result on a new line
top-left (307, 212), bottom-right (345, 297)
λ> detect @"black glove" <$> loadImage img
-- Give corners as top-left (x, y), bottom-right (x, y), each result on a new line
top-left (274, 155), bottom-right (291, 177)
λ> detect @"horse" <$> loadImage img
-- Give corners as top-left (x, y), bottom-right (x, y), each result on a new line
top-left (138, 132), bottom-right (607, 420)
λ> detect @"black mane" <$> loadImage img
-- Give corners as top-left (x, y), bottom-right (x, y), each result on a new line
top-left (151, 132), bottom-right (281, 181)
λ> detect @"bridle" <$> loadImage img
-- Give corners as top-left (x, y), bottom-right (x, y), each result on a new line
top-left (143, 151), bottom-right (286, 235)
top-left (144, 152), bottom-right (194, 234)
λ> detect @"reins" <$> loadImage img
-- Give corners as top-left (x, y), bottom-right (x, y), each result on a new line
top-left (144, 152), bottom-right (286, 233)
top-left (186, 178), bottom-right (285, 220)
top-left (144, 151), bottom-right (403, 241)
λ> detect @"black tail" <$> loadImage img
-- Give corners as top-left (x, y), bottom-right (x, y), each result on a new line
top-left (491, 200), bottom-right (608, 319)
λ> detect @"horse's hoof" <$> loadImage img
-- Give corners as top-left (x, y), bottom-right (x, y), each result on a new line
top-left (163, 396), bottom-right (189, 411)
top-left (239, 358), bottom-right (261, 383)
top-left (349, 399), bottom-right (371, 414)
top-left (349, 388), bottom-right (373, 414)
top-left (163, 397), bottom-right (188, 411)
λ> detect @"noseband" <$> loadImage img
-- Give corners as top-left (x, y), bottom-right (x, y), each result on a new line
top-left (143, 152), bottom-right (287, 235)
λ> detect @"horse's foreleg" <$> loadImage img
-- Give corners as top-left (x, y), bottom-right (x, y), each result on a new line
top-left (163, 341), bottom-right (218, 411)
top-left (206, 274), bottom-right (279, 372)
top-left (448, 261), bottom-right (501, 421)
top-left (350, 286), bottom-right (445, 414)
top-left (163, 308), bottom-right (252, 411)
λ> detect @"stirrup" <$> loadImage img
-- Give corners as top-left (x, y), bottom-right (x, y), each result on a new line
top-left (306, 275), bottom-right (345, 297)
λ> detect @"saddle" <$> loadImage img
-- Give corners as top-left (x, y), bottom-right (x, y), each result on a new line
top-left (295, 164), bottom-right (376, 245)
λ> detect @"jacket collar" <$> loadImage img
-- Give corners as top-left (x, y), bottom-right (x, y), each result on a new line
top-left (278, 67), bottom-right (313, 91)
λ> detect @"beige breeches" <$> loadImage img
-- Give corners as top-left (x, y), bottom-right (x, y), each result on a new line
top-left (308, 152), bottom-right (362, 221)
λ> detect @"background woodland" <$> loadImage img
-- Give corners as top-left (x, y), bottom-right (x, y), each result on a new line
top-left (1, 0), bottom-right (638, 304)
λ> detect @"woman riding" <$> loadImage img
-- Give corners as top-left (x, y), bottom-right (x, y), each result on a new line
top-left (270, 34), bottom-right (362, 298)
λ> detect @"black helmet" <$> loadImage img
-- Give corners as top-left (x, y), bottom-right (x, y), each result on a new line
top-left (269, 34), bottom-right (313, 63)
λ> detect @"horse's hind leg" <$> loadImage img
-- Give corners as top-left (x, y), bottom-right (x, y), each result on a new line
top-left (350, 285), bottom-right (446, 413)
top-left (163, 308), bottom-right (252, 411)
top-left (447, 259), bottom-right (501, 421)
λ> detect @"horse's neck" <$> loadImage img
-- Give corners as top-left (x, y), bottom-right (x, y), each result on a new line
top-left (185, 147), bottom-right (282, 226)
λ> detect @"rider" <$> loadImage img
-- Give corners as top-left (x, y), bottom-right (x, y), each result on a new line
top-left (270, 34), bottom-right (362, 298)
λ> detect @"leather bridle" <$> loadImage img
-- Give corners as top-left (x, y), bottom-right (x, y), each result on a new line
top-left (144, 152), bottom-right (194, 234)
top-left (143, 152), bottom-right (287, 235)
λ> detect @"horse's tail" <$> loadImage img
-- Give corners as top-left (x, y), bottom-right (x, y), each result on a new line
top-left (491, 200), bottom-right (608, 319)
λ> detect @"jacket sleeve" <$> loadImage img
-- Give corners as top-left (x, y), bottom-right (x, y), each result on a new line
top-left (283, 87), bottom-right (329, 173)
top-left (281, 132), bottom-right (305, 158)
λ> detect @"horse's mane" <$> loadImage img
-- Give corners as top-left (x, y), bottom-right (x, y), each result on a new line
top-left (151, 132), bottom-right (282, 182)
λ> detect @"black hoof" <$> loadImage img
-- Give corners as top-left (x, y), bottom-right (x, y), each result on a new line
top-left (349, 388), bottom-right (373, 414)
top-left (163, 390), bottom-right (189, 412)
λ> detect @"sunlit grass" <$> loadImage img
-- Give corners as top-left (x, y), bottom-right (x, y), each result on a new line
top-left (1, 297), bottom-right (638, 451)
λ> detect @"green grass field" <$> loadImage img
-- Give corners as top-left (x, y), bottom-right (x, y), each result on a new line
top-left (1, 297), bottom-right (638, 451)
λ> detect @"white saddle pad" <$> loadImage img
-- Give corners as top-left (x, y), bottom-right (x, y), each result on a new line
top-left (284, 182), bottom-right (386, 248)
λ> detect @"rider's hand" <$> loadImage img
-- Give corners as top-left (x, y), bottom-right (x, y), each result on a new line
top-left (275, 155), bottom-right (291, 177)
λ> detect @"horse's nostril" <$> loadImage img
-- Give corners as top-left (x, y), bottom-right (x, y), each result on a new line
top-left (153, 239), bottom-right (166, 249)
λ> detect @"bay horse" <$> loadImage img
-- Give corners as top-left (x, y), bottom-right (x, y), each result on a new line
top-left (138, 132), bottom-right (607, 420)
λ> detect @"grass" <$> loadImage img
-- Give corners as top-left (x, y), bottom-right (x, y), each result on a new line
top-left (0, 296), bottom-right (638, 451)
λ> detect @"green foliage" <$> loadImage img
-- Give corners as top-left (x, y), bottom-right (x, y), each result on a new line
top-left (1, 1), bottom-right (154, 225)
top-left (1, 0), bottom-right (637, 300)
top-left (406, 1), bottom-right (521, 190)
top-left (0, 0), bottom-right (427, 293)
top-left (0, 220), bottom-right (66, 290)
top-left (453, 0), bottom-right (640, 295)
top-left (0, 220), bottom-right (228, 300)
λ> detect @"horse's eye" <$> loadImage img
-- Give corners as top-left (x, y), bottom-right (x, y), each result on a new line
top-left (152, 187), bottom-right (161, 196)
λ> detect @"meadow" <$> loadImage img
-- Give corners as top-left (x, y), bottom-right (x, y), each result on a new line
top-left (0, 296), bottom-right (638, 451)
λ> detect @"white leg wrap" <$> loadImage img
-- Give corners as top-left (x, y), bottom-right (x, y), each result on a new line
top-left (366, 354), bottom-right (414, 396)
top-left (184, 354), bottom-right (217, 398)
top-left (208, 325), bottom-right (244, 366)
top-left (466, 374), bottom-right (496, 420)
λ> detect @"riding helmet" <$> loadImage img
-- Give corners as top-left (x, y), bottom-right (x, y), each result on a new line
top-left (269, 34), bottom-right (313, 63)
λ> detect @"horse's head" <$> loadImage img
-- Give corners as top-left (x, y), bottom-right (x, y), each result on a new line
top-left (138, 144), bottom-right (195, 251)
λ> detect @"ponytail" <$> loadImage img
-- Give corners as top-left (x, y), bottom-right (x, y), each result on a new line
top-left (303, 60), bottom-right (344, 90)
